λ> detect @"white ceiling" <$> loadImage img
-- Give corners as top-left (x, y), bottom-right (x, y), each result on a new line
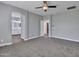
top-left (2, 1), bottom-right (79, 16)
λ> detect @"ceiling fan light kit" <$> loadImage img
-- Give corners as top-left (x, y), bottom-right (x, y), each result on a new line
top-left (43, 4), bottom-right (48, 12)
top-left (43, 6), bottom-right (48, 12)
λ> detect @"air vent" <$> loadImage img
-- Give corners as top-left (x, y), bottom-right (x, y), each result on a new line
top-left (67, 6), bottom-right (76, 10)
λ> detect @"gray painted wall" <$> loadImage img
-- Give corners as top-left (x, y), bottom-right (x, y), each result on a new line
top-left (29, 12), bottom-right (43, 39)
top-left (0, 2), bottom-right (43, 45)
top-left (51, 9), bottom-right (79, 42)
top-left (0, 3), bottom-right (12, 44)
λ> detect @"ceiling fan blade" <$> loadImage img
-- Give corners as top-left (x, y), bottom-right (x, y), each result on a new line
top-left (35, 7), bottom-right (42, 9)
top-left (67, 6), bottom-right (76, 10)
top-left (48, 6), bottom-right (56, 8)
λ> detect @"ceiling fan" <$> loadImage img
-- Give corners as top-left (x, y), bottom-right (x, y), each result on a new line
top-left (35, 1), bottom-right (56, 12)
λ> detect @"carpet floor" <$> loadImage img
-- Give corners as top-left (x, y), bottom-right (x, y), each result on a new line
top-left (0, 36), bottom-right (79, 57)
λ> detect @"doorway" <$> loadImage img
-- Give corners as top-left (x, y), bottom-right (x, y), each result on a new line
top-left (11, 12), bottom-right (22, 43)
top-left (44, 20), bottom-right (49, 36)
top-left (40, 19), bottom-right (49, 36)
top-left (46, 22), bottom-right (49, 36)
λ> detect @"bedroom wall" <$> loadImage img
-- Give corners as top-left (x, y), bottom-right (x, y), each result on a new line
top-left (51, 9), bottom-right (79, 42)
top-left (0, 3), bottom-right (12, 45)
top-left (28, 12), bottom-right (43, 39)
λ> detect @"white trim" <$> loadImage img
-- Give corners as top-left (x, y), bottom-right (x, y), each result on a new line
top-left (22, 36), bottom-right (41, 41)
top-left (28, 36), bottom-right (40, 40)
top-left (21, 36), bottom-right (41, 41)
top-left (48, 35), bottom-right (52, 37)
top-left (0, 42), bottom-right (13, 47)
top-left (23, 39), bottom-right (29, 41)
top-left (21, 36), bottom-right (25, 40)
top-left (52, 36), bottom-right (79, 42)
top-left (20, 36), bottom-right (29, 41)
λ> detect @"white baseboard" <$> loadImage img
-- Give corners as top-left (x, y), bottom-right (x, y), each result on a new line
top-left (0, 42), bottom-right (13, 47)
top-left (21, 36), bottom-right (25, 40)
top-left (52, 36), bottom-right (79, 42)
top-left (28, 36), bottom-right (40, 40)
top-left (23, 36), bottom-right (41, 41)
top-left (48, 35), bottom-right (52, 37)
top-left (21, 36), bottom-right (29, 41)
top-left (21, 35), bottom-right (41, 41)
top-left (23, 39), bottom-right (29, 41)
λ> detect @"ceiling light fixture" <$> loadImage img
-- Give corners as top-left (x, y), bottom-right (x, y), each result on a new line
top-left (43, 6), bottom-right (48, 12)
top-left (43, 1), bottom-right (48, 12)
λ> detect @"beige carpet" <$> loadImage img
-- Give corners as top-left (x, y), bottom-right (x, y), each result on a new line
top-left (0, 36), bottom-right (79, 57)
